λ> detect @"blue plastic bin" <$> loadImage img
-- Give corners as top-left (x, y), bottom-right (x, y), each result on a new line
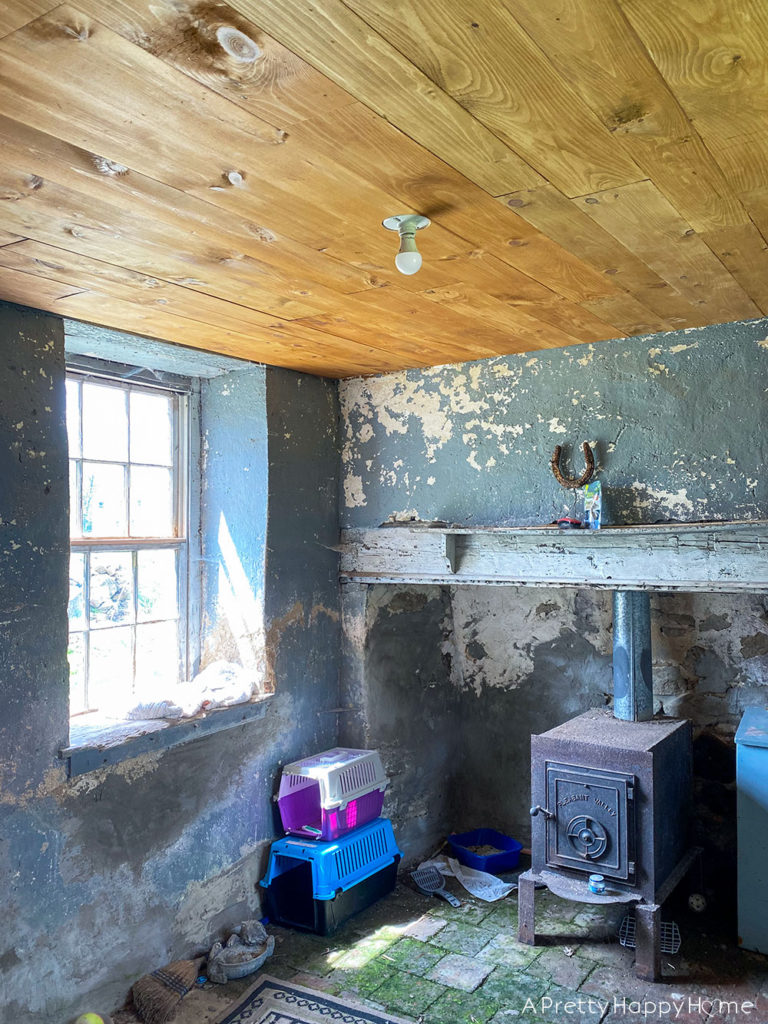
top-left (448, 828), bottom-right (523, 874)
top-left (261, 817), bottom-right (401, 935)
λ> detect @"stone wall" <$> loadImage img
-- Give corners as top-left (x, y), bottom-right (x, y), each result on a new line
top-left (0, 303), bottom-right (341, 1022)
top-left (4, 303), bottom-right (767, 1019)
top-left (338, 320), bottom-right (768, 900)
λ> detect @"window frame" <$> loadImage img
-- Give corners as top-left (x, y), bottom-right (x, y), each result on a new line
top-left (66, 362), bottom-right (196, 716)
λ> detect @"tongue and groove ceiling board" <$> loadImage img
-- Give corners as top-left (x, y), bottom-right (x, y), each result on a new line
top-left (0, 1), bottom-right (765, 377)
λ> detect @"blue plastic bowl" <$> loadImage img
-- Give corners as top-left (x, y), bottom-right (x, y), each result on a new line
top-left (448, 828), bottom-right (523, 874)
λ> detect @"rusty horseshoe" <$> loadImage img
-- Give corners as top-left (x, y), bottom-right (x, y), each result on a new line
top-left (550, 441), bottom-right (595, 489)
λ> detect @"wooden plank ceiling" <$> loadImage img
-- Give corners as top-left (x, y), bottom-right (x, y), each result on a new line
top-left (1, 0), bottom-right (767, 377)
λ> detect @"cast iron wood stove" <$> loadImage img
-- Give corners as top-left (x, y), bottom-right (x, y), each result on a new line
top-left (518, 592), bottom-right (700, 981)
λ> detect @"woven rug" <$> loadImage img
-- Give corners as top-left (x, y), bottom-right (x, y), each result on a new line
top-left (215, 975), bottom-right (415, 1024)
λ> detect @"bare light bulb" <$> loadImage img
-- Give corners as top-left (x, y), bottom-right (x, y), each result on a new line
top-left (395, 246), bottom-right (422, 275)
top-left (383, 215), bottom-right (430, 275)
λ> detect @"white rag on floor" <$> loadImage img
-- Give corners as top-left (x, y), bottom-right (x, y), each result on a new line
top-left (419, 855), bottom-right (516, 902)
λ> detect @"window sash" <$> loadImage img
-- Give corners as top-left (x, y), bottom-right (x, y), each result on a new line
top-left (66, 370), bottom-right (192, 716)
top-left (66, 373), bottom-right (187, 541)
top-left (69, 542), bottom-right (187, 715)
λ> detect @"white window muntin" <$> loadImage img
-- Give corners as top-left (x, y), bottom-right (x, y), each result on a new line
top-left (66, 370), bottom-right (190, 715)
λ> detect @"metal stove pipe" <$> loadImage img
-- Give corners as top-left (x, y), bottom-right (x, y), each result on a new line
top-left (613, 590), bottom-right (653, 721)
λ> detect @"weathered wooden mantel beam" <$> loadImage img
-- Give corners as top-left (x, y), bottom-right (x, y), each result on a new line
top-left (339, 522), bottom-right (768, 593)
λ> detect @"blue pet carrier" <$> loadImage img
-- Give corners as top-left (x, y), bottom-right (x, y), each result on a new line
top-left (261, 817), bottom-right (401, 935)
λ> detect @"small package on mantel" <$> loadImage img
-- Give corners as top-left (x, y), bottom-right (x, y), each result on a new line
top-left (583, 480), bottom-right (602, 530)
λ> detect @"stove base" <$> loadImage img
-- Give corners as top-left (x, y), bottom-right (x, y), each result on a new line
top-left (528, 869), bottom-right (638, 904)
top-left (517, 847), bottom-right (701, 981)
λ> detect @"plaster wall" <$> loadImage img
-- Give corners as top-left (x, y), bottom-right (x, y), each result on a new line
top-left (0, 303), bottom-right (341, 1022)
top-left (201, 368), bottom-right (268, 676)
top-left (340, 318), bottom-right (768, 528)
top-left (339, 584), bottom-right (459, 857)
top-left (338, 321), bottom-right (768, 881)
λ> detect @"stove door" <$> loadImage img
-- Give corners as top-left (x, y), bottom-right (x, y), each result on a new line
top-left (545, 762), bottom-right (635, 883)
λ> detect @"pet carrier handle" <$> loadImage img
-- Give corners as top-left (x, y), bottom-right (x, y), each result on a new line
top-left (530, 804), bottom-right (555, 820)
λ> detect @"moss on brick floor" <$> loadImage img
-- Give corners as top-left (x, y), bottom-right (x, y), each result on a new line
top-left (116, 875), bottom-right (768, 1024)
top-left (259, 878), bottom-right (768, 1023)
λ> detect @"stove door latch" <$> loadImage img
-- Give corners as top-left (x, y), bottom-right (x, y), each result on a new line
top-left (530, 804), bottom-right (555, 821)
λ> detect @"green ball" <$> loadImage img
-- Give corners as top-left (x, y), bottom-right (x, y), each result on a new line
top-left (75, 1015), bottom-right (105, 1024)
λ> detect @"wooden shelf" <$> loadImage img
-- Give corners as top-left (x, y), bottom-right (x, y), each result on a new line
top-left (340, 521), bottom-right (768, 593)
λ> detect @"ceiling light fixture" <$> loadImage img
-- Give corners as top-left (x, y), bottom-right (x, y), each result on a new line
top-left (382, 214), bottom-right (430, 275)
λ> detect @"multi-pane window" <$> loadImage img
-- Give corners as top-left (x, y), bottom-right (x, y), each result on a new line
top-left (66, 372), bottom-right (188, 717)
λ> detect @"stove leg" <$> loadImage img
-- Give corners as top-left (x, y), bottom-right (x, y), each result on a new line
top-left (518, 873), bottom-right (537, 945)
top-left (635, 902), bottom-right (662, 982)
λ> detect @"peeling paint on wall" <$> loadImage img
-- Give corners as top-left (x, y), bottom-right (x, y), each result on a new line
top-left (629, 482), bottom-right (695, 517)
top-left (339, 319), bottom-right (768, 895)
top-left (346, 580), bottom-right (768, 881)
top-left (343, 472), bottom-right (367, 508)
top-left (340, 318), bottom-right (768, 526)
top-left (339, 370), bottom-right (454, 465)
top-left (447, 587), bottom-right (611, 697)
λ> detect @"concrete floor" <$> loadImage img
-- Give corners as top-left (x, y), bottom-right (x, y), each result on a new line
top-left (116, 873), bottom-right (767, 1024)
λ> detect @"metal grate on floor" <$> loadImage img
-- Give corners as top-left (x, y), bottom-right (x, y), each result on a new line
top-left (619, 913), bottom-right (681, 955)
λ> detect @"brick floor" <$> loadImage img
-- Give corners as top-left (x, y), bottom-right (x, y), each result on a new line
top-left (426, 952), bottom-right (493, 991)
top-left (115, 875), bottom-right (767, 1024)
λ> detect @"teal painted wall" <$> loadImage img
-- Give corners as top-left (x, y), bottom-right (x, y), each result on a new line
top-left (340, 319), bottom-right (768, 528)
top-left (0, 303), bottom-right (341, 1022)
top-left (338, 320), bottom-right (768, 909)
